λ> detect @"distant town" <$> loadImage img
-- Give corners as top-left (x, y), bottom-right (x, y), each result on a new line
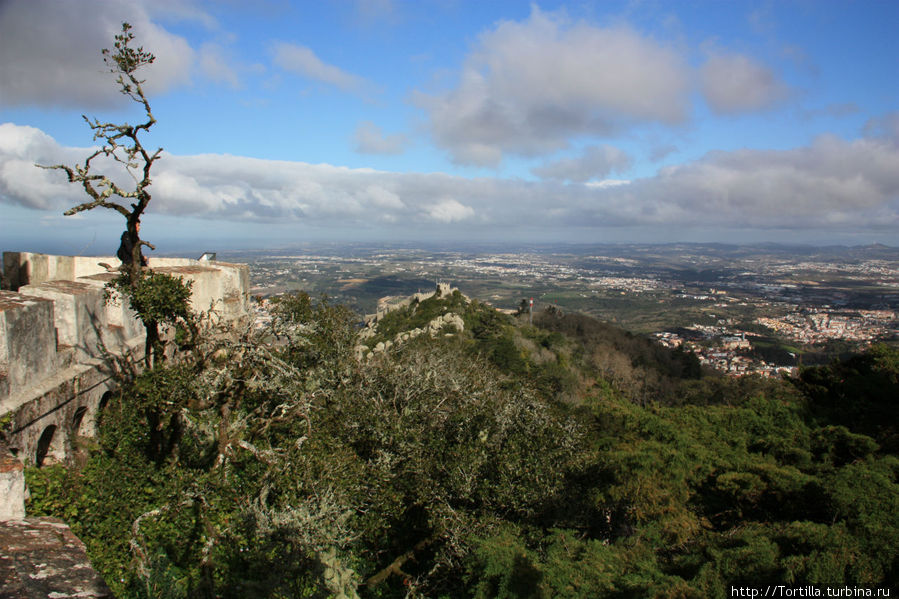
top-left (220, 243), bottom-right (898, 378)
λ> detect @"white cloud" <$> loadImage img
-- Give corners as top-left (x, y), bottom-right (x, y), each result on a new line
top-left (414, 6), bottom-right (690, 166)
top-left (532, 145), bottom-right (633, 182)
top-left (0, 0), bottom-right (194, 108)
top-left (354, 121), bottom-right (409, 155)
top-left (700, 52), bottom-right (790, 114)
top-left (427, 199), bottom-right (475, 223)
top-left (272, 42), bottom-right (368, 93)
top-left (602, 135), bottom-right (899, 229)
top-left (2, 123), bottom-right (897, 238)
top-left (199, 43), bottom-right (241, 89)
top-left (142, 0), bottom-right (219, 29)
top-left (0, 123), bottom-right (95, 209)
top-left (585, 179), bottom-right (630, 189)
top-left (366, 185), bottom-right (405, 209)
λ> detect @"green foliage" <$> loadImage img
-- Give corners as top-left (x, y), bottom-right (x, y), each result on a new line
top-left (795, 343), bottom-right (899, 452)
top-left (24, 301), bottom-right (899, 597)
top-left (111, 270), bottom-right (193, 326)
top-left (0, 411), bottom-right (13, 439)
top-left (270, 291), bottom-right (358, 377)
top-left (106, 269), bottom-right (196, 364)
top-left (102, 22), bottom-right (155, 75)
top-left (269, 290), bottom-right (313, 325)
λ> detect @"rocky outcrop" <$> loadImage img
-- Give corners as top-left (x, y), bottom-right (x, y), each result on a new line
top-left (363, 282), bottom-right (457, 327)
top-left (356, 284), bottom-right (467, 359)
top-left (368, 311), bottom-right (465, 356)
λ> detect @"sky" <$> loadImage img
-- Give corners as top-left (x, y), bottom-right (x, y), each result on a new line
top-left (1, 0), bottom-right (897, 255)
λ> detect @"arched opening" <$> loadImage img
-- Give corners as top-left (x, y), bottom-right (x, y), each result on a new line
top-left (36, 425), bottom-right (62, 467)
top-left (72, 406), bottom-right (89, 436)
top-left (96, 391), bottom-right (112, 429)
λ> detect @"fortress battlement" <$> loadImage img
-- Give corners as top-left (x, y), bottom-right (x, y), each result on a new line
top-left (0, 251), bottom-right (250, 478)
top-left (0, 252), bottom-right (250, 594)
top-left (365, 281), bottom-right (458, 325)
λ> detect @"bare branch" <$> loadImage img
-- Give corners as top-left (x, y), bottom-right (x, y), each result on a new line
top-left (366, 537), bottom-right (435, 589)
top-left (37, 21), bottom-right (162, 259)
top-left (36, 22), bottom-right (174, 363)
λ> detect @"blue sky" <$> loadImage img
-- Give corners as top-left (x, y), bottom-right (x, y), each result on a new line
top-left (1, 0), bottom-right (897, 255)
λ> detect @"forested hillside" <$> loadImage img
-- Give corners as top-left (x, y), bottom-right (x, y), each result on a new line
top-left (24, 291), bottom-right (899, 598)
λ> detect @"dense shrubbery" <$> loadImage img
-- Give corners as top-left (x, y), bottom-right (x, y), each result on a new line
top-left (26, 292), bottom-right (899, 597)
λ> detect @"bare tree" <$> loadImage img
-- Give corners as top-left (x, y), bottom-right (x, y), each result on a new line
top-left (39, 22), bottom-right (159, 282)
top-left (39, 23), bottom-right (195, 367)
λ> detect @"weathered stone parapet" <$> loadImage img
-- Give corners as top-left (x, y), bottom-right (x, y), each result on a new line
top-left (3, 252), bottom-right (251, 323)
top-left (0, 292), bottom-right (58, 408)
top-left (77, 272), bottom-right (145, 346)
top-left (0, 251), bottom-right (250, 467)
top-left (2, 252), bottom-right (76, 291)
top-left (0, 445), bottom-right (25, 521)
top-left (0, 517), bottom-right (113, 597)
top-left (17, 280), bottom-right (108, 362)
top-left (154, 262), bottom-right (250, 324)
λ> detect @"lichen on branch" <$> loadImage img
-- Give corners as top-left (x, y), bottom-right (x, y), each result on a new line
top-left (37, 22), bottom-right (161, 280)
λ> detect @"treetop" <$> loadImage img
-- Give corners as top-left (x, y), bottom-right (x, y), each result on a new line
top-left (102, 22), bottom-right (155, 77)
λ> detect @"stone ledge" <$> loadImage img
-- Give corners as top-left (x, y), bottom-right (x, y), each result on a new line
top-left (0, 518), bottom-right (113, 598)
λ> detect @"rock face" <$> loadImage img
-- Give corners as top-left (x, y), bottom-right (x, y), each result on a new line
top-left (426, 312), bottom-right (465, 336)
top-left (0, 518), bottom-right (113, 598)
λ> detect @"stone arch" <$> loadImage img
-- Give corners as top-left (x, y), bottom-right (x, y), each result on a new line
top-left (72, 405), bottom-right (89, 437)
top-left (35, 425), bottom-right (64, 467)
top-left (96, 391), bottom-right (113, 429)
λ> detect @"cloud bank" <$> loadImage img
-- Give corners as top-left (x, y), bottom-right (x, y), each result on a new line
top-left (414, 7), bottom-right (690, 166)
top-left (0, 0), bottom-right (194, 108)
top-left (701, 52), bottom-right (791, 114)
top-left (532, 145), bottom-right (633, 182)
top-left (272, 42), bottom-right (369, 94)
top-left (413, 7), bottom-right (796, 168)
top-left (2, 123), bottom-right (896, 239)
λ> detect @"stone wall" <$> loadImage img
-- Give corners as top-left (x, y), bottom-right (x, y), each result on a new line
top-left (365, 282), bottom-right (458, 325)
top-left (0, 252), bottom-right (250, 597)
top-left (0, 445), bottom-right (25, 520)
top-left (1, 441), bottom-right (114, 597)
top-left (0, 252), bottom-right (250, 468)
